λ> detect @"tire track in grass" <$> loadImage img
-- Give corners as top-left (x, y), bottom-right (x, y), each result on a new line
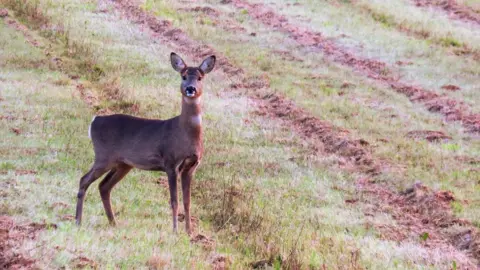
top-left (112, 0), bottom-right (480, 267)
top-left (413, 0), bottom-right (480, 26)
top-left (228, 0), bottom-right (480, 134)
top-left (354, 3), bottom-right (480, 58)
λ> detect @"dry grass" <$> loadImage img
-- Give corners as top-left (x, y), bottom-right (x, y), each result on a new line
top-left (0, 0), bottom-right (479, 269)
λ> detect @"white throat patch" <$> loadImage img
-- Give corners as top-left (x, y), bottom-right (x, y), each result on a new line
top-left (183, 96), bottom-right (201, 105)
top-left (190, 115), bottom-right (202, 126)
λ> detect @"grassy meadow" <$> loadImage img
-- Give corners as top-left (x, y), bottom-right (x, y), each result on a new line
top-left (1, 0), bottom-right (479, 269)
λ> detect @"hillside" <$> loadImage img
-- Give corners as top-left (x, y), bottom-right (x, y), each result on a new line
top-left (1, 0), bottom-right (479, 269)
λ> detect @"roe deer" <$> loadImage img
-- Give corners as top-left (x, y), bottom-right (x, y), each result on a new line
top-left (75, 52), bottom-right (216, 234)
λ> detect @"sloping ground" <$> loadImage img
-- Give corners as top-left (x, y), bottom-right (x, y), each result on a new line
top-left (71, 1), bottom-right (477, 266)
top-left (1, 0), bottom-right (479, 268)
top-left (0, 8), bottom-right (228, 268)
top-left (97, 0), bottom-right (480, 266)
top-left (162, 0), bottom-right (478, 229)
top-left (240, 0), bottom-right (480, 117)
top-left (414, 0), bottom-right (480, 25)
top-left (228, 0), bottom-right (480, 134)
top-left (355, 0), bottom-right (480, 56)
top-left (112, 0), bottom-right (378, 174)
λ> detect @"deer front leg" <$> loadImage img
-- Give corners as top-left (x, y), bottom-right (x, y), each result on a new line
top-left (167, 169), bottom-right (179, 233)
top-left (181, 157), bottom-right (199, 235)
top-left (181, 170), bottom-right (193, 235)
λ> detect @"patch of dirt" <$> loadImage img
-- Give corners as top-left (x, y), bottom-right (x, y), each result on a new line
top-left (177, 213), bottom-right (200, 233)
top-left (250, 259), bottom-right (272, 269)
top-left (360, 181), bottom-right (480, 267)
top-left (414, 0), bottom-right (480, 26)
top-left (395, 60), bottom-right (414, 66)
top-left (49, 202), bottom-right (68, 210)
top-left (441, 84), bottom-right (461, 91)
top-left (155, 177), bottom-right (169, 189)
top-left (0, 114), bottom-right (17, 121)
top-left (71, 256), bottom-right (97, 269)
top-left (146, 255), bottom-right (170, 269)
top-left (15, 169), bottom-right (37, 176)
top-left (0, 8), bottom-right (8, 18)
top-left (0, 216), bottom-right (57, 269)
top-left (208, 253), bottom-right (229, 270)
top-left (3, 17), bottom-right (41, 48)
top-left (181, 6), bottom-right (219, 16)
top-left (454, 155), bottom-right (480, 165)
top-left (59, 215), bottom-right (75, 221)
top-left (10, 127), bottom-right (21, 135)
top-left (191, 234), bottom-right (216, 250)
top-left (228, 0), bottom-right (480, 134)
top-left (271, 50), bottom-right (303, 62)
top-left (406, 130), bottom-right (452, 142)
top-left (75, 83), bottom-right (99, 108)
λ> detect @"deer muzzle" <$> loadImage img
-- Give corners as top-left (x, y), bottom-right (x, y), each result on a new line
top-left (185, 86), bottom-right (196, 97)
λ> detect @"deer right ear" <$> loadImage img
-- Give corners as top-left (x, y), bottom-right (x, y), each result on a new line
top-left (170, 52), bottom-right (186, 72)
top-left (199, 55), bottom-right (216, 74)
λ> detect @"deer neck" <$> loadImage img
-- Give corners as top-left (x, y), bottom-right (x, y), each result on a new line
top-left (180, 96), bottom-right (203, 132)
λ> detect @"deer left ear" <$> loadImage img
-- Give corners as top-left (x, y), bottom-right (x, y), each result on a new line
top-left (171, 52), bottom-right (187, 72)
top-left (199, 55), bottom-right (216, 74)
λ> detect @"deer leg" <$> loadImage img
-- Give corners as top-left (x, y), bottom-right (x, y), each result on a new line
top-left (167, 169), bottom-right (179, 233)
top-left (75, 165), bottom-right (109, 226)
top-left (99, 164), bottom-right (132, 226)
top-left (181, 160), bottom-right (198, 235)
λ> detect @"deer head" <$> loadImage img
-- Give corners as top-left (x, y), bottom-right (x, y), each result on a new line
top-left (170, 52), bottom-right (216, 99)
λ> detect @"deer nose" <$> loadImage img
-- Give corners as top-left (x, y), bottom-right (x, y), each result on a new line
top-left (185, 86), bottom-right (196, 97)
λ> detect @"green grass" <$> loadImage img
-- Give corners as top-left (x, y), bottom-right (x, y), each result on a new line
top-left (139, 0), bottom-right (480, 223)
top-left (251, 0), bottom-right (480, 112)
top-left (1, 0), bottom-right (479, 269)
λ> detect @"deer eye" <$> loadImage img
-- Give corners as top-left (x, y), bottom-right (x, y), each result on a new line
top-left (198, 77), bottom-right (202, 81)
top-left (182, 76), bottom-right (187, 80)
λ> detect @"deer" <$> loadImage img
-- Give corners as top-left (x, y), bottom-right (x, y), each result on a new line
top-left (75, 52), bottom-right (216, 234)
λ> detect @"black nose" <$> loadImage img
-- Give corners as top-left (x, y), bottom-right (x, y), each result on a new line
top-left (185, 86), bottom-right (196, 96)
top-left (186, 86), bottom-right (196, 92)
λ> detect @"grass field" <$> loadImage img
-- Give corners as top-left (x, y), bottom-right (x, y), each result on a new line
top-left (1, 0), bottom-right (479, 269)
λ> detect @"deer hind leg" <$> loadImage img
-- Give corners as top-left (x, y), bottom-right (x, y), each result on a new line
top-left (99, 163), bottom-right (132, 226)
top-left (75, 165), bottom-right (109, 226)
top-left (180, 157), bottom-right (199, 235)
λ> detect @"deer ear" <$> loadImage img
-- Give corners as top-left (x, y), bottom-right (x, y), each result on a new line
top-left (170, 52), bottom-right (186, 72)
top-left (199, 55), bottom-right (216, 74)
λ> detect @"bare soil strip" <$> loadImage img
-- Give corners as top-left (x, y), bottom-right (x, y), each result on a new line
top-left (413, 0), bottom-right (480, 26)
top-left (229, 0), bottom-right (480, 134)
top-left (360, 180), bottom-right (479, 267)
top-left (0, 215), bottom-right (57, 269)
top-left (356, 4), bottom-right (480, 58)
top-left (112, 1), bottom-right (480, 266)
